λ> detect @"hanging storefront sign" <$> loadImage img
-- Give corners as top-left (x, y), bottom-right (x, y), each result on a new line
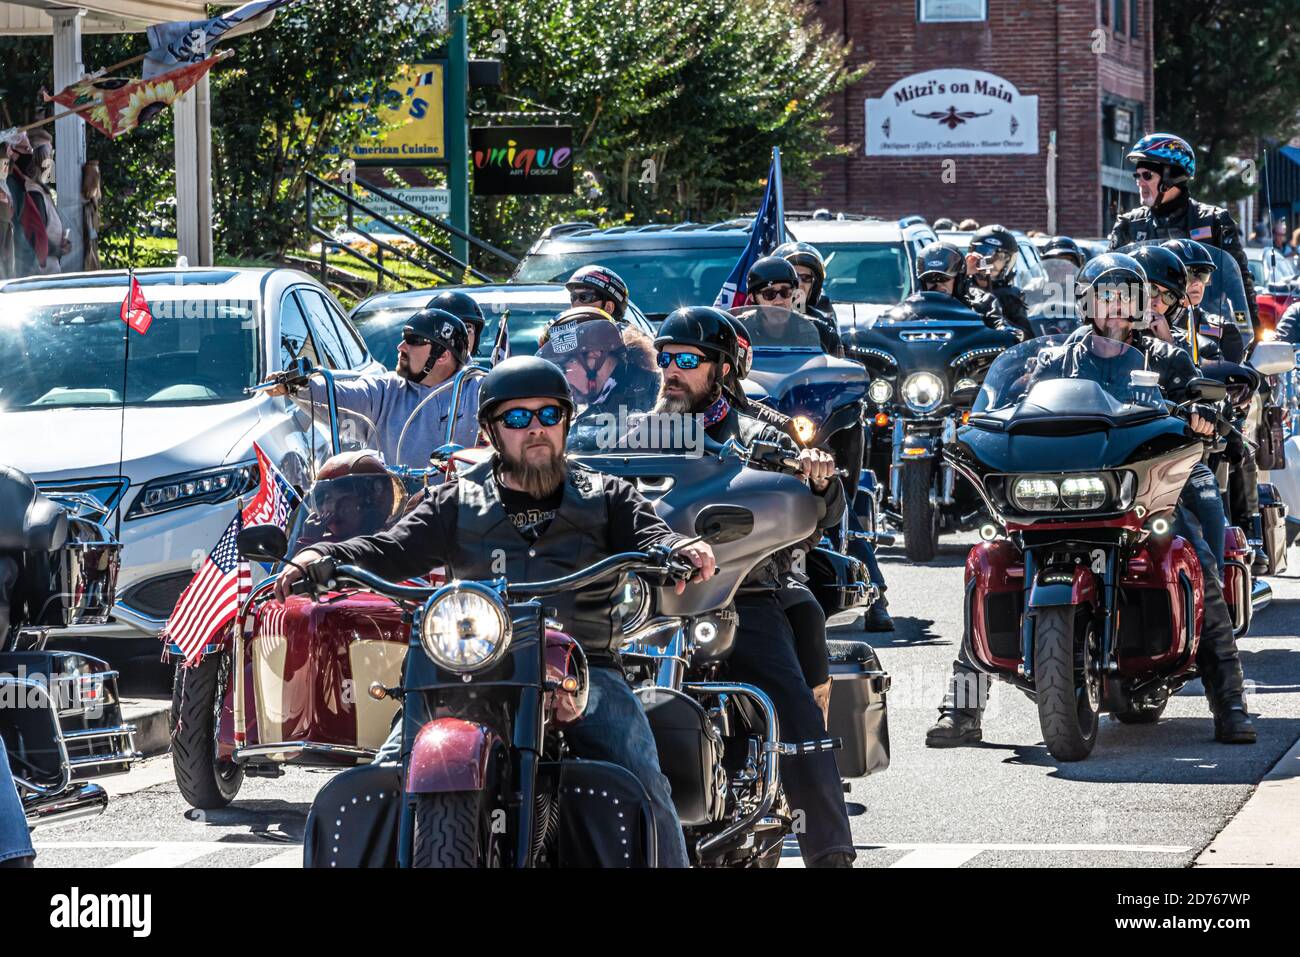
top-left (865, 69), bottom-right (1039, 156)
top-left (348, 63), bottom-right (445, 166)
top-left (470, 126), bottom-right (574, 195)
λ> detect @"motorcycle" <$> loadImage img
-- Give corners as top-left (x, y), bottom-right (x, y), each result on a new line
top-left (946, 333), bottom-right (1231, 761)
top-left (847, 292), bottom-right (1021, 562)
top-left (0, 466), bottom-right (138, 828)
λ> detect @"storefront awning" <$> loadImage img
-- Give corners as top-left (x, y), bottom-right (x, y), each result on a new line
top-left (0, 1), bottom-right (229, 34)
top-left (1265, 145), bottom-right (1300, 205)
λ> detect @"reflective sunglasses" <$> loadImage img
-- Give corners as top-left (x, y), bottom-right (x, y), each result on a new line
top-left (570, 288), bottom-right (605, 305)
top-left (1148, 286), bottom-right (1180, 307)
top-left (757, 285), bottom-right (794, 302)
top-left (494, 405), bottom-right (566, 429)
top-left (657, 351), bottom-right (708, 370)
top-left (1133, 169), bottom-right (1159, 183)
top-left (1188, 267), bottom-right (1214, 283)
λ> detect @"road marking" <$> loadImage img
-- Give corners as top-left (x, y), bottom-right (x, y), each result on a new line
top-left (889, 846), bottom-right (983, 867)
top-left (107, 842), bottom-right (226, 868)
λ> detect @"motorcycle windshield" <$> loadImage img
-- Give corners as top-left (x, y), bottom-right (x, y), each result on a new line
top-left (730, 306), bottom-right (823, 350)
top-left (538, 318), bottom-right (662, 422)
top-left (287, 472), bottom-right (410, 550)
top-left (1117, 241), bottom-right (1250, 335)
top-left (975, 332), bottom-right (1168, 417)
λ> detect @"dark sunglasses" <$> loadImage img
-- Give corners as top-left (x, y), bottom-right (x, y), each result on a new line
top-left (402, 332), bottom-right (442, 349)
top-left (1148, 286), bottom-right (1180, 307)
top-left (570, 289), bottom-right (604, 305)
top-left (920, 275), bottom-right (952, 289)
top-left (494, 405), bottom-right (566, 429)
top-left (1188, 267), bottom-right (1214, 283)
top-left (757, 285), bottom-right (794, 302)
top-left (658, 351), bottom-right (708, 370)
top-left (1133, 169), bottom-right (1159, 183)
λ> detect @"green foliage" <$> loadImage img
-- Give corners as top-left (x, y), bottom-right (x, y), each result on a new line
top-left (466, 0), bottom-right (866, 254)
top-left (1154, 0), bottom-right (1300, 204)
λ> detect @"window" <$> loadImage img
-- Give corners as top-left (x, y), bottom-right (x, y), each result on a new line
top-left (1100, 0), bottom-right (1108, 25)
top-left (918, 0), bottom-right (986, 23)
top-left (1130, 0), bottom-right (1140, 37)
top-left (294, 288), bottom-right (351, 370)
top-left (1113, 0), bottom-right (1125, 33)
top-left (278, 292), bottom-right (319, 370)
top-left (312, 292), bottom-right (367, 367)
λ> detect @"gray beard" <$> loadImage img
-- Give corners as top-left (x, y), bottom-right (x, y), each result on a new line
top-left (653, 394), bottom-right (692, 414)
top-left (500, 447), bottom-right (568, 498)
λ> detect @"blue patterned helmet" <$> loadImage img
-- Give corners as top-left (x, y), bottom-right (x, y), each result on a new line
top-left (1126, 133), bottom-right (1196, 184)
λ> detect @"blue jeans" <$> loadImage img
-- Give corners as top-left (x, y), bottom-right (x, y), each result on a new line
top-left (1179, 462), bottom-right (1226, 582)
top-left (374, 666), bottom-right (690, 868)
top-left (0, 738), bottom-right (34, 865)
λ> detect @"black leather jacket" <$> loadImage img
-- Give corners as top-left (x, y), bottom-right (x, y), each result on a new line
top-left (990, 282), bottom-right (1033, 339)
top-left (959, 283), bottom-right (1022, 338)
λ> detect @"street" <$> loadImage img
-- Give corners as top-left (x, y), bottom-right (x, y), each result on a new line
top-left (31, 533), bottom-right (1300, 869)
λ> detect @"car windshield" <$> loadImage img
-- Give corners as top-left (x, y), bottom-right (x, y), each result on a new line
top-left (975, 333), bottom-right (1167, 416)
top-left (817, 242), bottom-right (910, 304)
top-left (514, 246), bottom-right (744, 317)
top-left (350, 298), bottom-right (567, 367)
top-left (286, 472), bottom-right (410, 551)
top-left (730, 306), bottom-right (823, 349)
top-left (0, 298), bottom-right (258, 410)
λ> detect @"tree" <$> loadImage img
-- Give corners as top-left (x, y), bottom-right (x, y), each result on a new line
top-left (1154, 0), bottom-right (1300, 204)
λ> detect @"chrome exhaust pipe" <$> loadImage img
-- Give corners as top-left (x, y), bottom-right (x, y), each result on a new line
top-left (1251, 577), bottom-right (1273, 614)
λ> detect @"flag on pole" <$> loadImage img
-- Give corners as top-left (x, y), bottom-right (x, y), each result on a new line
top-left (144, 0), bottom-right (303, 78)
top-left (713, 147), bottom-right (788, 310)
top-left (120, 272), bottom-right (153, 335)
top-left (242, 443), bottom-right (300, 529)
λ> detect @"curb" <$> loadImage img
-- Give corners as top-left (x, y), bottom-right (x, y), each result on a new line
top-left (121, 699), bottom-right (172, 759)
top-left (1195, 733), bottom-right (1300, 867)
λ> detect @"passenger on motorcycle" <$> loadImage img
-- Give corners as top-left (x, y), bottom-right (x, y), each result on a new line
top-left (566, 264), bottom-right (631, 320)
top-left (265, 307), bottom-right (481, 469)
top-left (746, 256), bottom-right (844, 357)
top-left (916, 240), bottom-right (1019, 336)
top-left (274, 355), bottom-right (721, 867)
top-left (538, 307), bottom-right (661, 420)
top-left (425, 289), bottom-right (486, 355)
top-left (926, 253), bottom-right (1256, 747)
top-left (773, 240), bottom-right (835, 323)
top-left (652, 306), bottom-right (857, 867)
top-left (967, 225), bottom-right (1033, 339)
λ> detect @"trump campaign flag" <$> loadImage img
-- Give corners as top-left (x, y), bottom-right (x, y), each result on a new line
top-left (713, 147), bottom-right (789, 310)
top-left (120, 272), bottom-right (153, 334)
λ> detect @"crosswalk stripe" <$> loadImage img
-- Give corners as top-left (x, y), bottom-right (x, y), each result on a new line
top-left (108, 842), bottom-right (224, 868)
top-left (889, 846), bottom-right (983, 868)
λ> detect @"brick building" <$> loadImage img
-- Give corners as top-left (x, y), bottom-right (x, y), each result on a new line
top-left (786, 0), bottom-right (1154, 238)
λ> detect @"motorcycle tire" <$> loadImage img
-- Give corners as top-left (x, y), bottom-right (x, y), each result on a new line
top-left (411, 791), bottom-right (501, 868)
top-left (901, 460), bottom-right (938, 563)
top-left (170, 650), bottom-right (244, 809)
top-left (1033, 606), bottom-right (1100, 761)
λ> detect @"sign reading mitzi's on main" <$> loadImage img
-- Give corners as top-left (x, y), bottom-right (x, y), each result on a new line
top-left (471, 126), bottom-right (574, 195)
top-left (865, 69), bottom-right (1039, 156)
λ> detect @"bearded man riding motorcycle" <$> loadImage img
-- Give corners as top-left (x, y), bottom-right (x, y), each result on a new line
top-left (926, 253), bottom-right (1256, 747)
top-left (274, 355), bottom-right (722, 867)
top-left (651, 306), bottom-right (858, 867)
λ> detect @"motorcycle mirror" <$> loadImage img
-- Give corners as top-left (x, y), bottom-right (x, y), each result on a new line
top-left (1186, 377), bottom-right (1228, 403)
top-left (694, 504), bottom-right (755, 544)
top-left (237, 525), bottom-right (289, 563)
top-left (1249, 341), bottom-right (1297, 377)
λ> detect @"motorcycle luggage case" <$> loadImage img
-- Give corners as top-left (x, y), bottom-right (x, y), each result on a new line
top-left (304, 761), bottom-right (401, 868)
top-left (806, 547), bottom-right (871, 617)
top-left (636, 686), bottom-right (724, 826)
top-left (1258, 483), bottom-right (1288, 575)
top-left (825, 640), bottom-right (890, 778)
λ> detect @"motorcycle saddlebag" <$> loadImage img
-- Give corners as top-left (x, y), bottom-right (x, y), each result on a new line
top-left (806, 547), bottom-right (872, 618)
top-left (825, 640), bottom-right (891, 779)
top-left (635, 687), bottom-right (724, 826)
top-left (1258, 483), bottom-right (1288, 575)
top-left (303, 761), bottom-right (401, 868)
top-left (552, 759), bottom-right (657, 868)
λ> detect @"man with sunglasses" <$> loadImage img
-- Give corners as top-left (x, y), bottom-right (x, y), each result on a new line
top-left (966, 225), bottom-right (1033, 339)
top-left (773, 241), bottom-right (835, 324)
top-left (539, 307), bottom-right (660, 419)
top-left (266, 307), bottom-right (480, 469)
top-left (915, 240), bottom-right (1019, 335)
top-left (1110, 133), bottom-right (1258, 329)
top-left (651, 306), bottom-right (857, 867)
top-left (566, 264), bottom-right (630, 320)
top-left (746, 256), bottom-right (843, 357)
top-left (276, 355), bottom-right (719, 867)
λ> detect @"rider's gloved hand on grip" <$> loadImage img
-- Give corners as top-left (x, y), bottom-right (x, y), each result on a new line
top-left (273, 552), bottom-right (333, 602)
top-left (1185, 404), bottom-right (1217, 438)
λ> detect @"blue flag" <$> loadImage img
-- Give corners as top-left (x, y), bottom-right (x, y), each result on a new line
top-left (713, 147), bottom-right (788, 309)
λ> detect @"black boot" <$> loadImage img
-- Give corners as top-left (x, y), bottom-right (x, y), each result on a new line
top-left (1249, 514), bottom-right (1268, 576)
top-left (926, 707), bottom-right (982, 747)
top-left (863, 600), bottom-right (894, 632)
top-left (1214, 704), bottom-right (1256, 744)
top-left (1196, 571), bottom-right (1255, 744)
top-left (808, 849), bottom-right (856, 868)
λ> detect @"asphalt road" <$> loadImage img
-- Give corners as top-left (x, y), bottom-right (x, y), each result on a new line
top-left (30, 532), bottom-right (1300, 869)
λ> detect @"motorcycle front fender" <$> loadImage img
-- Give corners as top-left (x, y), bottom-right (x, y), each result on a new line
top-left (404, 717), bottom-right (502, 794)
top-left (1027, 565), bottom-right (1099, 609)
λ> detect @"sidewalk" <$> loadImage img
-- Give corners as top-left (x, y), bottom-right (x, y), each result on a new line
top-left (122, 697), bottom-right (171, 759)
top-left (1195, 733), bottom-right (1300, 867)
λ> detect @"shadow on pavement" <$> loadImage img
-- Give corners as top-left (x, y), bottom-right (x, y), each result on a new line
top-left (181, 799), bottom-right (310, 840)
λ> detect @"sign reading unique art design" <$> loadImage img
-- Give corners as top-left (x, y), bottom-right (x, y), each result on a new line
top-left (470, 126), bottom-right (574, 195)
top-left (865, 69), bottom-right (1039, 156)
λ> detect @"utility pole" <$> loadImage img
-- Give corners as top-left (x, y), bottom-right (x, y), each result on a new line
top-left (445, 0), bottom-right (470, 266)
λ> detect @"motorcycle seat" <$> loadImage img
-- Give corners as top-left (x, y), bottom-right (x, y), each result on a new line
top-left (0, 466), bottom-right (68, 553)
top-left (826, 639), bottom-right (875, 665)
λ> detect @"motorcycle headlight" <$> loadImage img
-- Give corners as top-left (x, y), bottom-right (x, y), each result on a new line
top-left (419, 582), bottom-right (511, 673)
top-left (1011, 477), bottom-right (1060, 512)
top-left (791, 415), bottom-right (817, 444)
top-left (902, 372), bottom-right (945, 414)
top-left (954, 378), bottom-right (979, 393)
top-left (1059, 475), bottom-right (1108, 510)
top-left (1009, 473), bottom-right (1114, 513)
top-left (126, 462), bottom-right (259, 520)
top-left (868, 379), bottom-right (893, 404)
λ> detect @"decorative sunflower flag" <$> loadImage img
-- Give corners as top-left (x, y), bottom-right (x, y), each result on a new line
top-left (44, 52), bottom-right (230, 140)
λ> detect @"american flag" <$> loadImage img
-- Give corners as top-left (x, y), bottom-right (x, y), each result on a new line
top-left (713, 147), bottom-right (789, 310)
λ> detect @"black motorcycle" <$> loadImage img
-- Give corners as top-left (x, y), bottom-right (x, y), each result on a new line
top-left (847, 292), bottom-right (1020, 561)
top-left (0, 466), bottom-right (138, 829)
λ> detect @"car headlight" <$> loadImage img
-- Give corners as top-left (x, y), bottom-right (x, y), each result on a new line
top-left (126, 462), bottom-right (259, 520)
top-left (868, 379), bottom-right (893, 404)
top-left (419, 582), bottom-right (511, 673)
top-left (902, 372), bottom-right (945, 414)
top-left (792, 415), bottom-right (817, 444)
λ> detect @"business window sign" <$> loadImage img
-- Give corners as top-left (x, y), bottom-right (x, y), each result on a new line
top-left (865, 69), bottom-right (1038, 156)
top-left (470, 126), bottom-right (574, 195)
top-left (348, 63), bottom-right (445, 166)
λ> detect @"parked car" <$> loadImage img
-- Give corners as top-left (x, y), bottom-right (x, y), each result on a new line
top-left (0, 268), bottom-right (383, 653)
top-left (1246, 245), bottom-right (1299, 332)
top-left (348, 282), bottom-right (655, 369)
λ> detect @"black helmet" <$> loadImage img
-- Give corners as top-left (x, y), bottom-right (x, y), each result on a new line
top-left (425, 290), bottom-right (485, 342)
top-left (1162, 238), bottom-right (1217, 275)
top-left (1128, 244), bottom-right (1188, 301)
top-left (565, 265), bottom-right (629, 320)
top-left (1075, 252), bottom-right (1148, 316)
top-left (404, 308), bottom-right (470, 369)
top-left (745, 256), bottom-right (799, 296)
top-left (916, 241), bottom-right (966, 282)
top-left (721, 313), bottom-right (753, 381)
top-left (477, 355), bottom-right (575, 425)
top-left (773, 241), bottom-right (826, 308)
top-left (933, 217), bottom-right (958, 230)
top-left (654, 306), bottom-right (739, 367)
top-left (969, 224), bottom-right (1017, 262)
top-left (1040, 236), bottom-right (1085, 268)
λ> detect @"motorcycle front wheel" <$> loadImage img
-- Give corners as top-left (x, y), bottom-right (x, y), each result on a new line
top-left (411, 790), bottom-right (503, 868)
top-left (900, 459), bottom-right (938, 563)
top-left (1033, 606), bottom-right (1101, 761)
top-left (170, 650), bottom-right (244, 809)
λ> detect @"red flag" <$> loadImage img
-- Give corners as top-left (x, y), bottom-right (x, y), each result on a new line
top-left (120, 273), bottom-right (153, 334)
